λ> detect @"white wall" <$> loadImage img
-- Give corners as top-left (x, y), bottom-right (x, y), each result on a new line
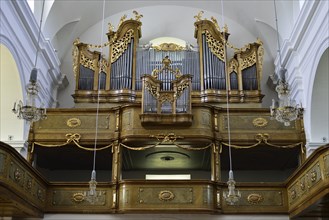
top-left (0, 44), bottom-right (24, 151)
top-left (0, 0), bottom-right (65, 153)
top-left (273, 0), bottom-right (329, 156)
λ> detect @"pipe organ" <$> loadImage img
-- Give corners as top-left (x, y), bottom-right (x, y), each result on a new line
top-left (72, 12), bottom-right (264, 105)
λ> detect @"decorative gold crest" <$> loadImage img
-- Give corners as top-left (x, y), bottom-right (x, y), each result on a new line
top-left (247, 193), bottom-right (263, 205)
top-left (252, 117), bottom-right (268, 127)
top-left (72, 192), bottom-right (85, 203)
top-left (66, 118), bottom-right (81, 128)
top-left (159, 190), bottom-right (175, 201)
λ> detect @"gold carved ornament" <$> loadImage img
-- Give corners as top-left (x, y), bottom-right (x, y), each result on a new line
top-left (220, 133), bottom-right (304, 153)
top-left (247, 193), bottom-right (264, 205)
top-left (158, 190), bottom-right (175, 202)
top-left (152, 43), bottom-right (185, 51)
top-left (252, 117), bottom-right (268, 127)
top-left (144, 81), bottom-right (158, 98)
top-left (120, 133), bottom-right (213, 151)
top-left (80, 53), bottom-right (95, 71)
top-left (111, 29), bottom-right (134, 63)
top-left (204, 30), bottom-right (225, 61)
top-left (240, 50), bottom-right (257, 70)
top-left (32, 133), bottom-right (114, 153)
top-left (67, 118), bottom-right (81, 128)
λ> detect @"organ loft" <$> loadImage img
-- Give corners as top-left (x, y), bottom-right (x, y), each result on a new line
top-left (0, 10), bottom-right (328, 219)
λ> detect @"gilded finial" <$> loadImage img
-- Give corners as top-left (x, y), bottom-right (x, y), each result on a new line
top-left (223, 24), bottom-right (228, 33)
top-left (194, 11), bottom-right (204, 22)
top-left (133, 10), bottom-right (143, 22)
top-left (73, 38), bottom-right (80, 46)
top-left (118, 14), bottom-right (127, 28)
top-left (211, 16), bottom-right (220, 31)
top-left (108, 22), bottom-right (114, 32)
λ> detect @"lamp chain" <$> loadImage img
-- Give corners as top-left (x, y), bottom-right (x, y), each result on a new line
top-left (89, 0), bottom-right (106, 203)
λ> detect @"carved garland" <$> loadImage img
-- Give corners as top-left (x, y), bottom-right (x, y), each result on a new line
top-left (204, 30), bottom-right (225, 61)
top-left (111, 29), bottom-right (134, 63)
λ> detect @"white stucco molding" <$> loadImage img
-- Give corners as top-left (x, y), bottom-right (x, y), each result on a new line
top-left (273, 0), bottom-right (329, 152)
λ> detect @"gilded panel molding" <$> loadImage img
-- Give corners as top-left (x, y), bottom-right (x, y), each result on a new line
top-left (66, 118), bottom-right (81, 128)
top-left (138, 187), bottom-right (193, 204)
top-left (51, 190), bottom-right (107, 206)
top-left (231, 190), bottom-right (283, 206)
top-left (252, 117), bottom-right (268, 128)
top-left (324, 154), bottom-right (329, 177)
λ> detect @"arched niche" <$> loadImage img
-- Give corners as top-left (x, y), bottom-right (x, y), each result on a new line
top-left (310, 48), bottom-right (329, 145)
top-left (0, 44), bottom-right (24, 152)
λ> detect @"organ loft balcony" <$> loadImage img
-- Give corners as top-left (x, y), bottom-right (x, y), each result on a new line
top-left (1, 11), bottom-right (327, 220)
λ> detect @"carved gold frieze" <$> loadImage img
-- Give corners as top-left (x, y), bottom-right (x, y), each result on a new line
top-left (66, 118), bottom-right (81, 128)
top-left (152, 43), bottom-right (185, 51)
top-left (252, 117), bottom-right (268, 128)
top-left (247, 193), bottom-right (264, 205)
top-left (158, 190), bottom-right (175, 202)
top-left (204, 30), bottom-right (225, 61)
top-left (111, 29), bottom-right (134, 63)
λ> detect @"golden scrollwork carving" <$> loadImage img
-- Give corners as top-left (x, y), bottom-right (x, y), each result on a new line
top-left (66, 118), bottom-right (81, 128)
top-left (228, 58), bottom-right (239, 74)
top-left (144, 81), bottom-right (158, 98)
top-left (158, 92), bottom-right (175, 104)
top-left (152, 43), bottom-right (185, 51)
top-left (247, 193), bottom-right (264, 205)
top-left (80, 53), bottom-right (95, 70)
top-left (176, 82), bottom-right (190, 99)
top-left (111, 29), bottom-right (134, 63)
top-left (72, 192), bottom-right (86, 203)
top-left (100, 58), bottom-right (109, 73)
top-left (252, 117), bottom-right (268, 128)
top-left (241, 50), bottom-right (257, 70)
top-left (159, 190), bottom-right (175, 202)
top-left (194, 11), bottom-right (204, 22)
top-left (205, 30), bottom-right (225, 61)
